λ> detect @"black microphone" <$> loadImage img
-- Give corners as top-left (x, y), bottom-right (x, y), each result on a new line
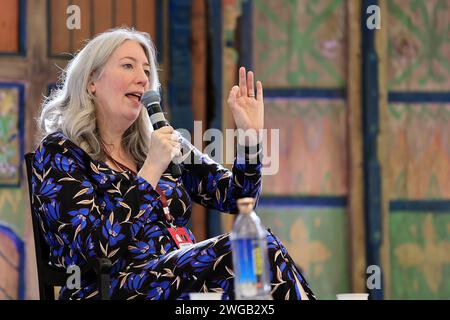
top-left (141, 90), bottom-right (182, 178)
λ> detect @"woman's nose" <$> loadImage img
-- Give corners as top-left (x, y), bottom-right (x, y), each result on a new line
top-left (136, 68), bottom-right (149, 87)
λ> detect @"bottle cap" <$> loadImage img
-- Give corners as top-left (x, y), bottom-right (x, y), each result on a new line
top-left (237, 197), bottom-right (255, 214)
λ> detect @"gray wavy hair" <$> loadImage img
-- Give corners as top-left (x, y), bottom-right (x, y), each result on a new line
top-left (37, 27), bottom-right (160, 165)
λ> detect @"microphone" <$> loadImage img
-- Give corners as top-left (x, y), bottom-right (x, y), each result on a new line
top-left (141, 90), bottom-right (182, 178)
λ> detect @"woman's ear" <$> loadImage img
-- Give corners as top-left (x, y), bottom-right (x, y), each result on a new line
top-left (89, 70), bottom-right (99, 95)
top-left (89, 81), bottom-right (96, 95)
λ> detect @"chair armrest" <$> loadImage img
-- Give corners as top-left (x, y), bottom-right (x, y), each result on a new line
top-left (93, 258), bottom-right (112, 300)
top-left (93, 258), bottom-right (112, 274)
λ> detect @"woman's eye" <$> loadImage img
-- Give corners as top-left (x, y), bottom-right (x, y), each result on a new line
top-left (123, 63), bottom-right (133, 69)
top-left (144, 70), bottom-right (150, 77)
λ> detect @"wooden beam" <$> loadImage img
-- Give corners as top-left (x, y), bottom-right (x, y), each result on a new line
top-left (25, 0), bottom-right (51, 150)
top-left (115, 0), bottom-right (133, 27)
top-left (136, 0), bottom-right (156, 39)
top-left (346, 0), bottom-right (367, 294)
top-left (220, 0), bottom-right (242, 234)
top-left (190, 0), bottom-right (207, 241)
top-left (23, 0), bottom-right (49, 300)
top-left (376, 0), bottom-right (391, 300)
top-left (71, 0), bottom-right (91, 51)
top-left (49, 0), bottom-right (70, 56)
top-left (0, 58), bottom-right (28, 79)
top-left (93, 0), bottom-right (113, 35)
top-left (361, 0), bottom-right (384, 300)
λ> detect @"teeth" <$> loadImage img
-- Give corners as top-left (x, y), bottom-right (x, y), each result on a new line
top-left (126, 93), bottom-right (142, 100)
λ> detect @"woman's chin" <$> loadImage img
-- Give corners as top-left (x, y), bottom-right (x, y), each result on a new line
top-left (127, 112), bottom-right (141, 124)
top-left (126, 103), bottom-right (142, 118)
top-left (119, 110), bottom-right (140, 127)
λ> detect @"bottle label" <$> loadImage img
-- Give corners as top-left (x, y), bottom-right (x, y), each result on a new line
top-left (234, 238), bottom-right (264, 293)
top-left (254, 247), bottom-right (263, 281)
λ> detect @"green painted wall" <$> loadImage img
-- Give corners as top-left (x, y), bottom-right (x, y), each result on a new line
top-left (390, 212), bottom-right (450, 299)
top-left (257, 206), bottom-right (350, 299)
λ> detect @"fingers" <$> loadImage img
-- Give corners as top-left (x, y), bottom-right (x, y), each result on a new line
top-left (153, 126), bottom-right (177, 141)
top-left (173, 146), bottom-right (182, 158)
top-left (169, 140), bottom-right (182, 159)
top-left (168, 139), bottom-right (180, 148)
top-left (256, 80), bottom-right (263, 101)
top-left (170, 132), bottom-right (180, 142)
top-left (227, 85), bottom-right (239, 107)
top-left (163, 139), bottom-right (181, 160)
top-left (247, 71), bottom-right (255, 97)
top-left (239, 66), bottom-right (247, 97)
top-left (238, 67), bottom-right (259, 99)
top-left (155, 126), bottom-right (174, 134)
top-left (153, 126), bottom-right (180, 148)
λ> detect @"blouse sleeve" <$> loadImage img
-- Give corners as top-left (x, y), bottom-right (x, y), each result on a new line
top-left (180, 143), bottom-right (263, 214)
top-left (31, 142), bottom-right (160, 269)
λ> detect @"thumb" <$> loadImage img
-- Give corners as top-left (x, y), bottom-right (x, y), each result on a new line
top-left (227, 85), bottom-right (239, 107)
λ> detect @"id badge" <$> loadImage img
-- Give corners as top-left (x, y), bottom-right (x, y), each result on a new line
top-left (167, 227), bottom-right (194, 249)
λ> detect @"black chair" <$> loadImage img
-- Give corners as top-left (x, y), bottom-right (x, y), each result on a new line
top-left (25, 152), bottom-right (112, 300)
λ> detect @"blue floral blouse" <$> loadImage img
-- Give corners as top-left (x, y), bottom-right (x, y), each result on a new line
top-left (31, 131), bottom-right (315, 300)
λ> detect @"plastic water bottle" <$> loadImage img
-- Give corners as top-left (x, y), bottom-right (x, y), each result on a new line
top-left (230, 198), bottom-right (272, 300)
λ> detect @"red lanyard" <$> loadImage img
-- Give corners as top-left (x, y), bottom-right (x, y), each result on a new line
top-left (155, 185), bottom-right (175, 225)
top-left (102, 144), bottom-right (175, 225)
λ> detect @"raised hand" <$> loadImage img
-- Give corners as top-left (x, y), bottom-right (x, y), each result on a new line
top-left (227, 67), bottom-right (264, 145)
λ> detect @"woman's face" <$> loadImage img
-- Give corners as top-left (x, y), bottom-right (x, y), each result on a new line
top-left (90, 40), bottom-right (151, 131)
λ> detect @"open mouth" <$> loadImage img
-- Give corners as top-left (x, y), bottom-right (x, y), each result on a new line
top-left (125, 92), bottom-right (142, 102)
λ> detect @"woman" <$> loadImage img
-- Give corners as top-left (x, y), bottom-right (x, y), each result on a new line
top-left (32, 28), bottom-right (315, 300)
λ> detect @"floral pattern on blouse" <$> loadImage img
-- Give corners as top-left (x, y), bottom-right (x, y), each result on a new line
top-left (31, 131), bottom-right (315, 300)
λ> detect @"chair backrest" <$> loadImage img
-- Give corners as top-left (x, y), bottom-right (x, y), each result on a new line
top-left (25, 152), bottom-right (68, 300)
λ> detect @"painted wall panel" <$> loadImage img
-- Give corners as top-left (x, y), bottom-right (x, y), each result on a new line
top-left (390, 212), bottom-right (450, 299)
top-left (257, 206), bottom-right (350, 299)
